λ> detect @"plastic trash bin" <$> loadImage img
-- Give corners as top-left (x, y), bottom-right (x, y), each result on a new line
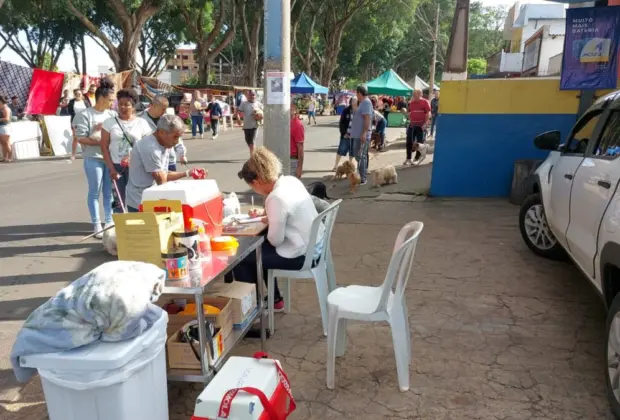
top-left (19, 311), bottom-right (169, 420)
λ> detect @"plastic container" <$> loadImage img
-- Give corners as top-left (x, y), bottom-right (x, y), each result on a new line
top-left (173, 229), bottom-right (200, 268)
top-left (162, 247), bottom-right (189, 281)
top-left (141, 180), bottom-right (224, 236)
top-left (210, 236), bottom-right (239, 253)
top-left (19, 311), bottom-right (169, 420)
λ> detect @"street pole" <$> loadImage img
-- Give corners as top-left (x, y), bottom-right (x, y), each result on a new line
top-left (428, 3), bottom-right (440, 99)
top-left (264, 0), bottom-right (291, 174)
top-left (443, 0), bottom-right (470, 81)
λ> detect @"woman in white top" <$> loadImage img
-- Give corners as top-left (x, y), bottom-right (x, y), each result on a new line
top-left (100, 88), bottom-right (152, 213)
top-left (228, 147), bottom-right (325, 310)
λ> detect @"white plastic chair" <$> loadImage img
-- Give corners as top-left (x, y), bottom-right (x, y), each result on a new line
top-left (326, 221), bottom-right (423, 392)
top-left (268, 199), bottom-right (342, 336)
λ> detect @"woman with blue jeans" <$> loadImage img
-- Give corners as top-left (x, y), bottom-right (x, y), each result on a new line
top-left (190, 90), bottom-right (205, 138)
top-left (100, 88), bottom-right (152, 213)
top-left (73, 77), bottom-right (117, 238)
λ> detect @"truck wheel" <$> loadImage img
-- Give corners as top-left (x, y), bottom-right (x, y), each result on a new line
top-left (606, 293), bottom-right (620, 419)
top-left (518, 193), bottom-right (565, 260)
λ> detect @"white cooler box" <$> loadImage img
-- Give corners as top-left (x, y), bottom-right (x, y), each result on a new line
top-left (141, 179), bottom-right (224, 235)
top-left (19, 311), bottom-right (169, 420)
top-left (192, 355), bottom-right (295, 420)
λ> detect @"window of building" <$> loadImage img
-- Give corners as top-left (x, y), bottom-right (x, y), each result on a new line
top-left (167, 65), bottom-right (175, 70)
top-left (182, 66), bottom-right (189, 70)
top-left (182, 55), bottom-right (189, 60)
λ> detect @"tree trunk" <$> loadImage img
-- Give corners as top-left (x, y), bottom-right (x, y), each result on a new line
top-left (80, 34), bottom-right (87, 74)
top-left (319, 28), bottom-right (344, 87)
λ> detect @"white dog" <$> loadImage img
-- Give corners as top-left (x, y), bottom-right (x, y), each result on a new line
top-left (413, 143), bottom-right (435, 165)
top-left (371, 165), bottom-right (398, 188)
top-left (103, 226), bottom-right (118, 256)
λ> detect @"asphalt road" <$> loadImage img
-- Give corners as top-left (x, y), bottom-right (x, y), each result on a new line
top-left (0, 115), bottom-right (353, 401)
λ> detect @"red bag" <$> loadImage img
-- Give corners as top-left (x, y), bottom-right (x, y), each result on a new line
top-left (191, 353), bottom-right (296, 420)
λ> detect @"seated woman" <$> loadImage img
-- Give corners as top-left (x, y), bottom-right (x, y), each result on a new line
top-left (230, 147), bottom-right (325, 310)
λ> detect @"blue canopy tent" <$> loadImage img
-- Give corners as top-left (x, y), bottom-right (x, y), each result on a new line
top-left (290, 72), bottom-right (329, 94)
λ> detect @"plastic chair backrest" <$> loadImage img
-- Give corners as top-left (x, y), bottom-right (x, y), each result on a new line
top-left (300, 199), bottom-right (342, 271)
top-left (375, 221), bottom-right (424, 313)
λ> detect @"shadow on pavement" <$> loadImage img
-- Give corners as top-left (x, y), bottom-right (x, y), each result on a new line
top-left (0, 297), bottom-right (51, 321)
top-left (0, 223), bottom-right (92, 243)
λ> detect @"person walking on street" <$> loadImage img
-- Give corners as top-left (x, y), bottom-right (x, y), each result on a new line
top-left (236, 90), bottom-right (263, 154)
top-left (206, 94), bottom-right (222, 139)
top-left (404, 88), bottom-right (431, 166)
top-left (333, 97), bottom-right (357, 170)
top-left (72, 78), bottom-right (117, 238)
top-left (373, 104), bottom-right (387, 152)
top-left (350, 85), bottom-right (373, 185)
top-left (307, 96), bottom-right (317, 125)
top-left (430, 90), bottom-right (439, 138)
top-left (0, 96), bottom-right (13, 163)
top-left (100, 88), bottom-right (152, 213)
top-left (290, 104), bottom-right (305, 178)
top-left (190, 90), bottom-right (206, 139)
top-left (84, 84), bottom-right (97, 108)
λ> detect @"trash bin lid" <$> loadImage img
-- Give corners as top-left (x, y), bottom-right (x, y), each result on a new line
top-left (20, 311), bottom-right (168, 371)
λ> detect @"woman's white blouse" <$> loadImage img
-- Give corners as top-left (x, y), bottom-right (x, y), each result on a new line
top-left (265, 176), bottom-right (325, 259)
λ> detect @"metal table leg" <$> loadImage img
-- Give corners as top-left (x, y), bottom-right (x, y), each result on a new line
top-left (255, 245), bottom-right (268, 351)
top-left (195, 291), bottom-right (209, 382)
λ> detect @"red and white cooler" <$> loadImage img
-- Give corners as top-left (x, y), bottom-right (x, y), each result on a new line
top-left (191, 353), bottom-right (296, 420)
top-left (140, 179), bottom-right (224, 237)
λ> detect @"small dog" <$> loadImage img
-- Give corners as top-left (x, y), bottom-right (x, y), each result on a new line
top-left (103, 226), bottom-right (118, 256)
top-left (334, 160), bottom-right (356, 180)
top-left (308, 182), bottom-right (331, 200)
top-left (412, 143), bottom-right (435, 165)
top-left (348, 171), bottom-right (361, 193)
top-left (371, 165), bottom-right (398, 188)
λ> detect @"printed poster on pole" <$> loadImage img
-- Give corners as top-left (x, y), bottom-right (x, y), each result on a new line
top-left (266, 71), bottom-right (286, 105)
top-left (560, 6), bottom-right (620, 90)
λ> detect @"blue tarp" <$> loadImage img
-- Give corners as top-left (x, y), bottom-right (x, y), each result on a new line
top-left (291, 72), bottom-right (328, 94)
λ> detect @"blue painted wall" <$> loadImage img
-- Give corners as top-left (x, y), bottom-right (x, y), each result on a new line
top-left (430, 114), bottom-right (577, 197)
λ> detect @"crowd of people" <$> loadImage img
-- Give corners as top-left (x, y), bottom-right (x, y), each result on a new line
top-left (333, 86), bottom-right (438, 185)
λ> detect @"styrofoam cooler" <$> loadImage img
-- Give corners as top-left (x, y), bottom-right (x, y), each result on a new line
top-left (19, 311), bottom-right (169, 420)
top-left (192, 355), bottom-right (296, 420)
top-left (141, 179), bottom-right (224, 236)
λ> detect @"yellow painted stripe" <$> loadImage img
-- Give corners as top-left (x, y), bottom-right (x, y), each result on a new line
top-left (440, 78), bottom-right (618, 115)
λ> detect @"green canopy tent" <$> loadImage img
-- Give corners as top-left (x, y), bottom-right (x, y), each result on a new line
top-left (365, 69), bottom-right (414, 96)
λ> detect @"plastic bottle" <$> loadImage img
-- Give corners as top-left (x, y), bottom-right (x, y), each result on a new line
top-left (190, 218), bottom-right (211, 257)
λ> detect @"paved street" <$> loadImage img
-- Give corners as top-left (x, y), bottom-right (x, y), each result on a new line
top-left (0, 116), bottom-right (613, 419)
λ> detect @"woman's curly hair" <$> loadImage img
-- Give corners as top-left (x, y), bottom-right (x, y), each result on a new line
top-left (238, 146), bottom-right (282, 184)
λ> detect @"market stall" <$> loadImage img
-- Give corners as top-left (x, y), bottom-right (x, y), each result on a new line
top-left (366, 69), bottom-right (414, 97)
top-left (291, 73), bottom-right (331, 114)
top-left (365, 69), bottom-right (414, 127)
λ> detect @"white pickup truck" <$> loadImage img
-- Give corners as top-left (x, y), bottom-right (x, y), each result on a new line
top-left (519, 90), bottom-right (620, 417)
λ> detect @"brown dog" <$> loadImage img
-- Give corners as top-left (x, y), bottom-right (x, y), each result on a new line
top-left (334, 160), bottom-right (356, 180)
top-left (348, 171), bottom-right (361, 193)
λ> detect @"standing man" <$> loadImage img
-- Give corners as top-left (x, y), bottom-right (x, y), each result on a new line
top-left (84, 84), bottom-right (97, 108)
top-left (404, 88), bottom-right (431, 166)
top-left (290, 104), bottom-right (305, 178)
top-left (141, 95), bottom-right (187, 171)
top-left (235, 90), bottom-right (263, 154)
top-left (8, 96), bottom-right (24, 120)
top-left (430, 90), bottom-right (439, 138)
top-left (125, 115), bottom-right (205, 212)
top-left (350, 85), bottom-right (373, 185)
top-left (206, 94), bottom-right (222, 139)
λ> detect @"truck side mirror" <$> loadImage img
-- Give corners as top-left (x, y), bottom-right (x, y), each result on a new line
top-left (534, 131), bottom-right (561, 151)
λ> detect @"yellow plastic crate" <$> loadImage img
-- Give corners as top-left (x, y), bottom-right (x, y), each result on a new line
top-left (113, 211), bottom-right (184, 268)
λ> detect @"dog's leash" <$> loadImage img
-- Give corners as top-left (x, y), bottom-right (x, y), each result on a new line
top-left (79, 178), bottom-right (125, 242)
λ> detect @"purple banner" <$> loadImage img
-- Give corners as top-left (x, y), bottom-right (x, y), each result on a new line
top-left (561, 6), bottom-right (620, 90)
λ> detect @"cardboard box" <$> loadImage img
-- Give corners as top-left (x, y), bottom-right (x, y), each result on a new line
top-left (156, 295), bottom-right (233, 340)
top-left (167, 327), bottom-right (224, 370)
top-left (207, 281), bottom-right (257, 329)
